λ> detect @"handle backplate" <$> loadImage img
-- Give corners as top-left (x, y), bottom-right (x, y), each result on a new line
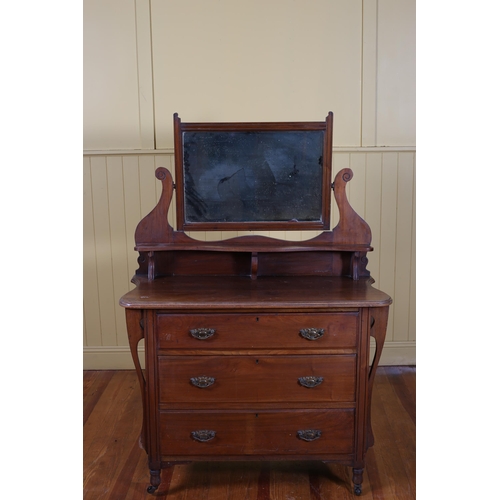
top-left (191, 430), bottom-right (216, 442)
top-left (190, 376), bottom-right (215, 388)
top-left (299, 328), bottom-right (325, 341)
top-left (297, 429), bottom-right (322, 442)
top-left (298, 376), bottom-right (324, 388)
top-left (190, 328), bottom-right (215, 340)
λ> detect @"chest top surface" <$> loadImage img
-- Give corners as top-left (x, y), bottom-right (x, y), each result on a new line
top-left (120, 275), bottom-right (391, 310)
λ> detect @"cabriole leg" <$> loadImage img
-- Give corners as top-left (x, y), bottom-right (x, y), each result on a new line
top-left (352, 467), bottom-right (363, 496)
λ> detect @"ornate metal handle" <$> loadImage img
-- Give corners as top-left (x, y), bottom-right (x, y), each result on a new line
top-left (190, 376), bottom-right (215, 388)
top-left (297, 429), bottom-right (322, 442)
top-left (298, 376), bottom-right (324, 388)
top-left (190, 328), bottom-right (215, 340)
top-left (191, 430), bottom-right (216, 442)
top-left (299, 328), bottom-right (325, 340)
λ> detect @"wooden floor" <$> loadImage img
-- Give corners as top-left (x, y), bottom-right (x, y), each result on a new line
top-left (84, 367), bottom-right (415, 500)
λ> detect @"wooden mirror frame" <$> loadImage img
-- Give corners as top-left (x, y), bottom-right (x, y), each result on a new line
top-left (174, 112), bottom-right (333, 231)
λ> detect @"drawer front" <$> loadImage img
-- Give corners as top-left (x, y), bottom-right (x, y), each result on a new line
top-left (156, 312), bottom-right (358, 349)
top-left (158, 355), bottom-right (356, 403)
top-left (159, 409), bottom-right (354, 456)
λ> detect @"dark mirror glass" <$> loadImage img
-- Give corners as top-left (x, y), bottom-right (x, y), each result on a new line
top-left (182, 130), bottom-right (325, 224)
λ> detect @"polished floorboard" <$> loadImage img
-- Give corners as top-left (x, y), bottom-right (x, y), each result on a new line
top-left (83, 367), bottom-right (415, 499)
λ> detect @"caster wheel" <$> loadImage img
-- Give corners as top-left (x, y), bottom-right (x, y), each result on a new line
top-left (354, 485), bottom-right (362, 496)
top-left (147, 485), bottom-right (157, 494)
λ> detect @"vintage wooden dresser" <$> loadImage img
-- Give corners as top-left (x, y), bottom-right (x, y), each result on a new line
top-left (119, 113), bottom-right (391, 496)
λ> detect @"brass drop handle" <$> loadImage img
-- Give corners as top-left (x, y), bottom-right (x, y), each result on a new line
top-left (190, 376), bottom-right (215, 388)
top-left (299, 328), bottom-right (325, 341)
top-left (191, 430), bottom-right (216, 442)
top-left (190, 328), bottom-right (215, 340)
top-left (297, 429), bottom-right (322, 442)
top-left (298, 376), bottom-right (324, 388)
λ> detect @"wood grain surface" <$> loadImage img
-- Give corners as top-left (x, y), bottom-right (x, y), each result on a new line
top-left (84, 366), bottom-right (415, 499)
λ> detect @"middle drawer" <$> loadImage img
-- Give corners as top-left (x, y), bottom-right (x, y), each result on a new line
top-left (158, 355), bottom-right (356, 404)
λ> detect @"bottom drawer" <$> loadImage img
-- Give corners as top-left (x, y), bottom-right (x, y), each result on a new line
top-left (159, 409), bottom-right (354, 457)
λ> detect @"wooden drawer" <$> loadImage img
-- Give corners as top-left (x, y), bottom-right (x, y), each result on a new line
top-left (156, 312), bottom-right (358, 349)
top-left (159, 409), bottom-right (355, 457)
top-left (158, 355), bottom-right (356, 403)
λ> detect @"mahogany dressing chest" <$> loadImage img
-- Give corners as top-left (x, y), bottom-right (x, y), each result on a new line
top-left (119, 113), bottom-right (391, 496)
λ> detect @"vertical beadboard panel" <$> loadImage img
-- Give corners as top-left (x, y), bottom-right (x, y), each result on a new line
top-left (138, 156), bottom-right (158, 218)
top-left (379, 153), bottom-right (399, 341)
top-left (393, 153), bottom-right (415, 342)
top-left (266, 230), bottom-right (287, 241)
top-left (222, 231), bottom-right (240, 240)
top-left (332, 153), bottom-right (350, 228)
top-left (89, 157), bottom-right (117, 346)
top-left (83, 157), bottom-right (101, 346)
top-left (205, 230), bottom-right (223, 242)
top-left (348, 153), bottom-right (367, 218)
top-left (408, 156), bottom-right (416, 342)
top-left (122, 156), bottom-right (142, 282)
top-left (364, 153), bottom-right (383, 285)
top-left (282, 231), bottom-right (301, 241)
top-left (106, 157), bottom-right (130, 347)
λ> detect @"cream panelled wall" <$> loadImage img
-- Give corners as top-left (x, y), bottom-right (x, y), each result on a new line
top-left (83, 0), bottom-right (415, 368)
top-left (83, 150), bottom-right (415, 368)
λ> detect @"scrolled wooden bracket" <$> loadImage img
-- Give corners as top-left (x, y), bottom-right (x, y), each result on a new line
top-left (134, 167), bottom-right (175, 249)
top-left (331, 168), bottom-right (372, 248)
top-left (365, 306), bottom-right (389, 451)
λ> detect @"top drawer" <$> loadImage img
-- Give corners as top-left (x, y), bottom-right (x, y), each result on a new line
top-left (156, 312), bottom-right (358, 349)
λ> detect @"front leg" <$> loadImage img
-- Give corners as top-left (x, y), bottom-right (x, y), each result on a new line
top-left (125, 309), bottom-right (148, 453)
top-left (147, 468), bottom-right (161, 494)
top-left (352, 467), bottom-right (364, 496)
top-left (365, 306), bottom-right (389, 450)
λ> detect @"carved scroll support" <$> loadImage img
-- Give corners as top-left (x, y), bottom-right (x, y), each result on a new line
top-left (125, 309), bottom-right (148, 453)
top-left (365, 306), bottom-right (389, 451)
top-left (134, 167), bottom-right (175, 250)
top-left (331, 168), bottom-right (372, 249)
